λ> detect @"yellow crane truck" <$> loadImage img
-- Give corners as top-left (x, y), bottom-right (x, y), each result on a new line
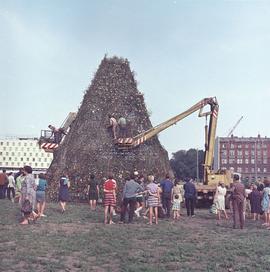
top-left (116, 97), bottom-right (234, 202)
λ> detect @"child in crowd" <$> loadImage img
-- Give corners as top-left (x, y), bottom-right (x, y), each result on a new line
top-left (172, 194), bottom-right (181, 220)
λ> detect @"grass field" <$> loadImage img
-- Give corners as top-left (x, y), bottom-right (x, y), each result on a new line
top-left (0, 200), bottom-right (270, 272)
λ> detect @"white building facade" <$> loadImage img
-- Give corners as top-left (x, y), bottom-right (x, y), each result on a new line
top-left (0, 138), bottom-right (53, 171)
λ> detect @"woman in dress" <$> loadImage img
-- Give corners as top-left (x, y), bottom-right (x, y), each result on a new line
top-left (214, 182), bottom-right (228, 221)
top-left (103, 174), bottom-right (117, 224)
top-left (20, 166), bottom-right (38, 224)
top-left (36, 173), bottom-right (48, 217)
top-left (261, 180), bottom-right (270, 228)
top-left (58, 173), bottom-right (70, 213)
top-left (146, 175), bottom-right (160, 225)
top-left (249, 184), bottom-right (262, 220)
top-left (88, 174), bottom-right (99, 211)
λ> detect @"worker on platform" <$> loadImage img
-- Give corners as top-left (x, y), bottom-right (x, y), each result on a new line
top-left (108, 115), bottom-right (118, 140)
top-left (48, 125), bottom-right (66, 144)
top-left (118, 116), bottom-right (127, 138)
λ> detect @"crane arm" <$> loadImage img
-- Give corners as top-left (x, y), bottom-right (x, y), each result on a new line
top-left (202, 100), bottom-right (219, 183)
top-left (116, 97), bottom-right (218, 149)
top-left (227, 116), bottom-right (243, 137)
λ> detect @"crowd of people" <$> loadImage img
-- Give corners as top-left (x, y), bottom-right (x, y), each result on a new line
top-left (0, 167), bottom-right (270, 230)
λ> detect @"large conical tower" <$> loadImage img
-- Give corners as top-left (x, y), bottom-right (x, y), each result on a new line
top-left (47, 56), bottom-right (171, 200)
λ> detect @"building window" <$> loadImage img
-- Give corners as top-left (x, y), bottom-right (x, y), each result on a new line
top-left (6, 142), bottom-right (9, 146)
top-left (14, 157), bottom-right (17, 161)
top-left (222, 143), bottom-right (226, 148)
top-left (12, 142), bottom-right (15, 146)
top-left (0, 152), bottom-right (2, 155)
top-left (237, 144), bottom-right (242, 149)
top-left (251, 150), bottom-right (255, 157)
top-left (221, 159), bottom-right (227, 164)
top-left (21, 158), bottom-right (23, 161)
top-left (258, 168), bottom-right (261, 173)
top-left (3, 147), bottom-right (6, 151)
top-left (44, 158), bottom-right (47, 162)
top-left (245, 167), bottom-right (249, 173)
top-left (18, 142), bottom-right (21, 146)
top-left (263, 168), bottom-right (267, 173)
top-left (39, 158), bottom-right (41, 162)
top-left (237, 150), bottom-right (242, 157)
top-left (237, 159), bottom-right (243, 164)
top-left (230, 144), bottom-right (234, 148)
top-left (0, 142), bottom-right (3, 145)
top-left (251, 159), bottom-right (255, 164)
top-left (41, 163), bottom-right (44, 167)
top-left (30, 153), bottom-right (32, 156)
top-left (245, 159), bottom-right (249, 164)
top-left (5, 152), bottom-right (8, 155)
top-left (32, 158), bottom-right (35, 162)
top-left (229, 150), bottom-right (235, 157)
top-left (237, 167), bottom-right (242, 173)
top-left (244, 150), bottom-right (249, 156)
top-left (263, 159), bottom-right (267, 164)
top-left (24, 143), bottom-right (27, 146)
top-left (26, 158), bottom-right (29, 161)
top-left (35, 163), bottom-right (38, 167)
top-left (3, 157), bottom-right (6, 161)
top-left (6, 162), bottom-right (8, 166)
top-left (9, 157), bottom-right (11, 161)
top-left (229, 159), bottom-right (235, 164)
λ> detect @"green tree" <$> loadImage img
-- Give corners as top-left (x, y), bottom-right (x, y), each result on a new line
top-left (170, 149), bottom-right (204, 180)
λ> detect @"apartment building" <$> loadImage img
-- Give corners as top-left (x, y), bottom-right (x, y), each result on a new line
top-left (214, 135), bottom-right (270, 182)
top-left (0, 137), bottom-right (53, 171)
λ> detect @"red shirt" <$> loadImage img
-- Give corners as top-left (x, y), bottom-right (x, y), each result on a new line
top-left (104, 179), bottom-right (116, 191)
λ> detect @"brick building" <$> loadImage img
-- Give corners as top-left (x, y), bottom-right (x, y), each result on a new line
top-left (214, 135), bottom-right (270, 182)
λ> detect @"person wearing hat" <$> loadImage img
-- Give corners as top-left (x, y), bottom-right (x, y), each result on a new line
top-left (213, 182), bottom-right (228, 222)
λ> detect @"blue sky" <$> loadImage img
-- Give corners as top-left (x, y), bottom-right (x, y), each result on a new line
top-left (1, 0), bottom-right (270, 156)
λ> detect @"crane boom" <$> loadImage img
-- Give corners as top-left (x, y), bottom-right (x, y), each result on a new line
top-left (227, 116), bottom-right (243, 137)
top-left (116, 97), bottom-right (219, 152)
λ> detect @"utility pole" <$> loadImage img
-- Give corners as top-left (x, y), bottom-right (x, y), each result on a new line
top-left (254, 140), bottom-right (257, 182)
top-left (196, 148), bottom-right (199, 181)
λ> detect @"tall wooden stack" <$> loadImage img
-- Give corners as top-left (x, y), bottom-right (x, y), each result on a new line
top-left (47, 56), bottom-right (171, 200)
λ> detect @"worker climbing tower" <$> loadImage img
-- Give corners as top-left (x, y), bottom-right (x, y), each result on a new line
top-left (47, 56), bottom-right (171, 200)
